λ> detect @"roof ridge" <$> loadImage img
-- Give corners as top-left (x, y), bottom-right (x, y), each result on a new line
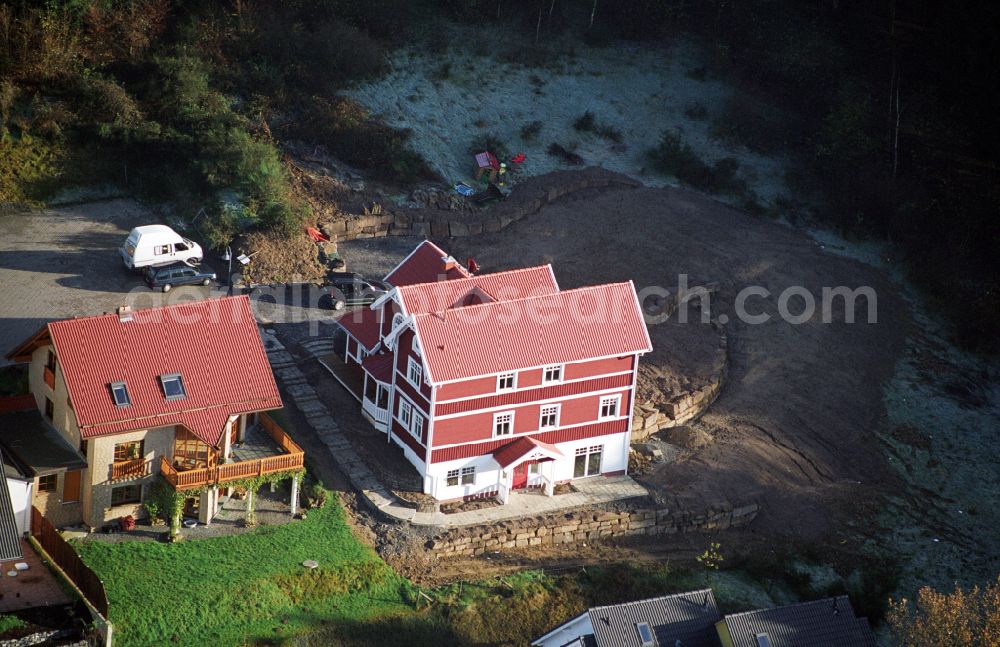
top-left (48, 294), bottom-right (249, 326)
top-left (411, 280), bottom-right (634, 318)
top-left (396, 264), bottom-right (555, 293)
top-left (589, 589), bottom-right (715, 612)
top-left (723, 595), bottom-right (852, 619)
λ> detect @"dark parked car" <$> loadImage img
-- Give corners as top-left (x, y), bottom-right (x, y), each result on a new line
top-left (322, 273), bottom-right (389, 310)
top-left (144, 263), bottom-right (217, 292)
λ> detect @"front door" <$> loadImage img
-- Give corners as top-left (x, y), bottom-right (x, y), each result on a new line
top-left (512, 461), bottom-right (535, 489)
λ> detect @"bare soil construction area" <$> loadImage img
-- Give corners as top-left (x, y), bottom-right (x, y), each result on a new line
top-left (341, 181), bottom-right (907, 547)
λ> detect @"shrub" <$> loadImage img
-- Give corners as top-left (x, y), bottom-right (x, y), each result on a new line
top-left (683, 102), bottom-right (708, 120)
top-left (520, 120), bottom-right (543, 142)
top-left (296, 97), bottom-right (435, 184)
top-left (573, 111), bottom-right (596, 132)
top-left (572, 111), bottom-right (622, 143)
top-left (647, 130), bottom-right (747, 195)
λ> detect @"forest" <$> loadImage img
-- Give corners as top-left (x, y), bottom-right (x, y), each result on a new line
top-left (1, 0), bottom-right (997, 351)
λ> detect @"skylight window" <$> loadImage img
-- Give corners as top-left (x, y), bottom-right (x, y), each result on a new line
top-left (160, 373), bottom-right (186, 400)
top-left (636, 622), bottom-right (656, 647)
top-left (110, 382), bottom-right (131, 407)
top-left (755, 634), bottom-right (773, 647)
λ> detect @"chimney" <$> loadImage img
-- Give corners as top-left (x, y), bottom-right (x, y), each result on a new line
top-left (442, 255), bottom-right (457, 271)
top-left (117, 305), bottom-right (133, 323)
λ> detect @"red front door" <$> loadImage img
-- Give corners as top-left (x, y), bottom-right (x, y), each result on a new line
top-left (512, 461), bottom-right (535, 489)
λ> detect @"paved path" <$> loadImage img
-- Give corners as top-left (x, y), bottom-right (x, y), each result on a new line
top-left (269, 339), bottom-right (649, 527)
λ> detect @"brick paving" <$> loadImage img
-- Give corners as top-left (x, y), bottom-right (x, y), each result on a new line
top-left (0, 540), bottom-right (71, 613)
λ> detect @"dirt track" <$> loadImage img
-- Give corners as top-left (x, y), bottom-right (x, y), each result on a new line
top-left (341, 182), bottom-right (909, 544)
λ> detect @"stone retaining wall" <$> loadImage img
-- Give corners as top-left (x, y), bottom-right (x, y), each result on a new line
top-left (632, 319), bottom-right (728, 442)
top-left (319, 167), bottom-right (641, 242)
top-left (428, 501), bottom-right (758, 557)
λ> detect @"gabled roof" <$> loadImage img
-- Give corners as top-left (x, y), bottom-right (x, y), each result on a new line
top-left (27, 296), bottom-right (280, 446)
top-left (493, 436), bottom-right (563, 469)
top-left (384, 240), bottom-right (471, 287)
top-left (720, 596), bottom-right (878, 647)
top-left (396, 265), bottom-right (559, 315)
top-left (361, 352), bottom-right (394, 384)
top-left (412, 282), bottom-right (652, 384)
top-left (335, 304), bottom-right (383, 351)
top-left (588, 589), bottom-right (721, 647)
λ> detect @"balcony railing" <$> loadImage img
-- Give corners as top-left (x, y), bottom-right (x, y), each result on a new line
top-left (160, 413), bottom-right (305, 491)
top-left (43, 366), bottom-right (55, 390)
top-left (109, 458), bottom-right (151, 481)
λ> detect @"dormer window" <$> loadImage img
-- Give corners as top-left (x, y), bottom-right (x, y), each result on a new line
top-left (636, 622), bottom-right (655, 647)
top-left (160, 373), bottom-right (186, 400)
top-left (110, 381), bottom-right (131, 407)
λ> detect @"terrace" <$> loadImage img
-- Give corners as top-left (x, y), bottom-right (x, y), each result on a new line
top-left (160, 413), bottom-right (304, 491)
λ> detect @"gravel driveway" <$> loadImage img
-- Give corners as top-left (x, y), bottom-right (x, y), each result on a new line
top-left (0, 200), bottom-right (219, 363)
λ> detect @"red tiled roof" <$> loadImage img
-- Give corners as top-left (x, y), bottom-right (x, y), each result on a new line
top-left (412, 282), bottom-right (652, 384)
top-left (384, 240), bottom-right (471, 287)
top-left (396, 265), bottom-right (559, 316)
top-left (48, 296), bottom-right (281, 446)
top-left (335, 305), bottom-right (382, 351)
top-left (493, 436), bottom-right (564, 469)
top-left (361, 352), bottom-right (394, 384)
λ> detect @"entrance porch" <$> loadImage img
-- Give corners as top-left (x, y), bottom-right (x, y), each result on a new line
top-left (493, 436), bottom-right (564, 505)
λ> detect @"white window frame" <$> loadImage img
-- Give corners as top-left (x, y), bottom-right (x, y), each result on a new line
top-left (411, 414), bottom-right (424, 442)
top-left (599, 395), bottom-right (620, 420)
top-left (574, 444), bottom-right (603, 478)
top-left (461, 466), bottom-right (475, 485)
top-left (446, 469), bottom-right (460, 487)
top-left (542, 364), bottom-right (564, 384)
top-left (493, 411), bottom-right (514, 437)
top-left (539, 404), bottom-right (560, 430)
top-left (399, 399), bottom-right (412, 427)
top-left (407, 357), bottom-right (422, 388)
top-left (496, 371), bottom-right (517, 392)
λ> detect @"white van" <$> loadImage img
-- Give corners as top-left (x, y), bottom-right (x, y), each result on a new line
top-left (121, 225), bottom-right (204, 270)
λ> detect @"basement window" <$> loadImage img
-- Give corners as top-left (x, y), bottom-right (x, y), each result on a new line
top-left (160, 373), bottom-right (186, 401)
top-left (110, 381), bottom-right (131, 407)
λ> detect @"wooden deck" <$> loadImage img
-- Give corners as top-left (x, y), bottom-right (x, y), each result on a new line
top-left (160, 413), bottom-right (305, 491)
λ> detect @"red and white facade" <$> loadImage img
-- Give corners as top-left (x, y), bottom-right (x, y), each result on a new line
top-left (333, 241), bottom-right (652, 503)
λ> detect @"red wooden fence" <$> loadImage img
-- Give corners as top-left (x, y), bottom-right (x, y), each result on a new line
top-left (30, 507), bottom-right (109, 617)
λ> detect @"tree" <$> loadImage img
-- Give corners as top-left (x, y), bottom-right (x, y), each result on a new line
top-left (888, 577), bottom-right (1000, 647)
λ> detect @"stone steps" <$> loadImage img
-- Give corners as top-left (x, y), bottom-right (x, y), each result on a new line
top-left (300, 338), bottom-right (336, 358)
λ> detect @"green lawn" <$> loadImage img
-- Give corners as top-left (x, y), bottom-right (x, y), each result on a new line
top-left (74, 494), bottom-right (412, 646)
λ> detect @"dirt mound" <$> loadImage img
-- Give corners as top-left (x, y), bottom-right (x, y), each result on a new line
top-left (242, 231), bottom-right (326, 285)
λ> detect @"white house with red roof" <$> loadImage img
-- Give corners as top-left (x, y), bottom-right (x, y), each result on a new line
top-left (4, 295), bottom-right (304, 529)
top-left (331, 241), bottom-right (652, 503)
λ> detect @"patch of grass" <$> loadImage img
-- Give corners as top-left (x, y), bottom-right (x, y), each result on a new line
top-left (75, 493), bottom-right (410, 647)
top-left (0, 615), bottom-right (26, 634)
top-left (647, 130), bottom-right (747, 195)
